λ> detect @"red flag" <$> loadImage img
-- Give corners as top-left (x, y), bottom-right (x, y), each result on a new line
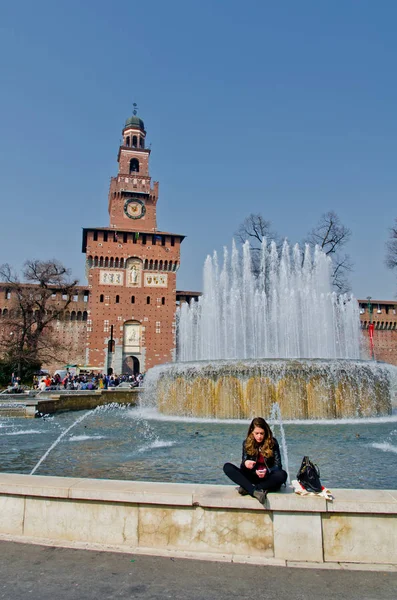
top-left (368, 323), bottom-right (375, 359)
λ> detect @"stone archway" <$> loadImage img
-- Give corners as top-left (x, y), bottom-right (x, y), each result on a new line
top-left (122, 356), bottom-right (140, 376)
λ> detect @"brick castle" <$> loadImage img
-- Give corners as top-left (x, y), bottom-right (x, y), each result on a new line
top-left (0, 113), bottom-right (396, 371)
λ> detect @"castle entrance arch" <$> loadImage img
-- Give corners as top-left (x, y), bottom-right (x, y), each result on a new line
top-left (122, 356), bottom-right (140, 376)
top-left (123, 320), bottom-right (141, 375)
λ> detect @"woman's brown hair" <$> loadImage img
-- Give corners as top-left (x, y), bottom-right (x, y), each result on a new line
top-left (245, 417), bottom-right (274, 458)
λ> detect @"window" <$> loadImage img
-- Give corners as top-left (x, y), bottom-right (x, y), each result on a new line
top-left (162, 236), bottom-right (166, 246)
top-left (132, 135), bottom-right (137, 148)
top-left (171, 237), bottom-right (175, 247)
top-left (73, 294), bottom-right (79, 302)
top-left (115, 295), bottom-right (120, 304)
top-left (131, 296), bottom-right (135, 304)
top-left (162, 297), bottom-right (165, 305)
top-left (123, 233), bottom-right (128, 243)
top-left (126, 136), bottom-right (130, 146)
top-left (100, 294), bottom-right (104, 303)
top-left (129, 158), bottom-right (139, 173)
top-left (152, 235), bottom-right (157, 245)
top-left (142, 234), bottom-right (146, 245)
top-left (146, 296), bottom-right (151, 304)
top-left (62, 293), bottom-right (68, 301)
top-left (103, 232), bottom-right (108, 242)
top-left (82, 311), bottom-right (88, 321)
top-left (93, 231), bottom-right (98, 241)
top-left (5, 290), bottom-right (11, 300)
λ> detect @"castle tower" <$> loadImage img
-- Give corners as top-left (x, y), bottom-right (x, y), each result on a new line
top-left (82, 111), bottom-right (184, 375)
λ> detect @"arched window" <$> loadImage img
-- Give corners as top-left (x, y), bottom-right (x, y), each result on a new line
top-left (71, 311), bottom-right (76, 321)
top-left (132, 135), bottom-right (137, 147)
top-left (146, 296), bottom-right (151, 305)
top-left (162, 297), bottom-right (165, 305)
top-left (100, 294), bottom-right (104, 303)
top-left (115, 295), bottom-right (120, 304)
top-left (3, 308), bottom-right (8, 316)
top-left (82, 311), bottom-right (88, 321)
top-left (115, 258), bottom-right (119, 268)
top-left (120, 258), bottom-right (124, 268)
top-left (64, 311), bottom-right (70, 321)
top-left (110, 257), bottom-right (114, 268)
top-left (77, 311), bottom-right (82, 321)
top-left (159, 260), bottom-right (163, 270)
top-left (140, 137), bottom-right (144, 148)
top-left (131, 295), bottom-right (135, 304)
top-left (126, 136), bottom-right (130, 146)
top-left (99, 257), bottom-right (104, 267)
top-left (129, 158), bottom-right (139, 173)
top-left (94, 256), bottom-right (98, 267)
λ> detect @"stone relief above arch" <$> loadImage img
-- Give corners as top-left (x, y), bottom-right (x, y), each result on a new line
top-left (123, 320), bottom-right (141, 353)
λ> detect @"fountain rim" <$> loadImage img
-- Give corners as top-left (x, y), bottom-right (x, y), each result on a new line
top-left (156, 357), bottom-right (389, 367)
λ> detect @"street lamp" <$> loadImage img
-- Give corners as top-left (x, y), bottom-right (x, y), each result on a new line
top-left (107, 325), bottom-right (114, 375)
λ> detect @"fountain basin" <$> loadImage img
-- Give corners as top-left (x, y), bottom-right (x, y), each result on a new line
top-left (147, 359), bottom-right (392, 419)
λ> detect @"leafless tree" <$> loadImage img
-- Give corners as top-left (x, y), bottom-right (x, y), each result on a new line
top-left (385, 218), bottom-right (397, 272)
top-left (306, 211), bottom-right (352, 293)
top-left (235, 213), bottom-right (279, 274)
top-left (0, 259), bottom-right (78, 377)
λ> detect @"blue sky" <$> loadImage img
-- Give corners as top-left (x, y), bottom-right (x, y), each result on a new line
top-left (1, 0), bottom-right (396, 299)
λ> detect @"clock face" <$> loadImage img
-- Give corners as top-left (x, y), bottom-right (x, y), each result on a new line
top-left (124, 198), bottom-right (146, 219)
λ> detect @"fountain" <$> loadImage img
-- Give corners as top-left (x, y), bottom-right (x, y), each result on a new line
top-left (145, 239), bottom-right (392, 419)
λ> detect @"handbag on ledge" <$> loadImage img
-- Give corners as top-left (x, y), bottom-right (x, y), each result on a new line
top-left (296, 456), bottom-right (323, 493)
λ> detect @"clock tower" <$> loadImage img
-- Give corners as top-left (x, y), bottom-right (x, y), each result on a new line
top-left (108, 112), bottom-right (158, 231)
top-left (82, 111), bottom-right (184, 375)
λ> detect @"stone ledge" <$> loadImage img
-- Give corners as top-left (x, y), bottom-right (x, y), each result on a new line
top-left (1, 474), bottom-right (396, 568)
top-left (0, 474), bottom-right (396, 514)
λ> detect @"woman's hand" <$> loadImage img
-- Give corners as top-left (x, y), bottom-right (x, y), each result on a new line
top-left (255, 468), bottom-right (267, 478)
top-left (244, 460), bottom-right (256, 469)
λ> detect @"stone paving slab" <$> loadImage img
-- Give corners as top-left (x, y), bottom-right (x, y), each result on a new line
top-left (0, 540), bottom-right (396, 600)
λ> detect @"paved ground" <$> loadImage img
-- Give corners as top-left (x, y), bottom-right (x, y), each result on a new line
top-left (0, 541), bottom-right (396, 600)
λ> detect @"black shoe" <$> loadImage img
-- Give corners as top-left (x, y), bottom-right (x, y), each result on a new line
top-left (237, 486), bottom-right (249, 496)
top-left (253, 489), bottom-right (268, 505)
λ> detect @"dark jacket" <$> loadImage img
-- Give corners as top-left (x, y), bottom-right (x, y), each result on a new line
top-left (241, 438), bottom-right (283, 473)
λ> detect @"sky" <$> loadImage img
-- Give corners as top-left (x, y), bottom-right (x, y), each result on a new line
top-left (0, 0), bottom-right (397, 300)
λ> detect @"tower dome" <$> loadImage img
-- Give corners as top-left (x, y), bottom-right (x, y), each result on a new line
top-left (125, 115), bottom-right (145, 131)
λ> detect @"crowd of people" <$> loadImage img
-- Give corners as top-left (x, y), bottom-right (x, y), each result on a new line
top-left (35, 371), bottom-right (144, 392)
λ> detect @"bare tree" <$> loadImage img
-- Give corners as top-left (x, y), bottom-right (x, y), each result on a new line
top-left (306, 211), bottom-right (352, 293)
top-left (235, 213), bottom-right (279, 273)
top-left (0, 259), bottom-right (78, 378)
top-left (385, 218), bottom-right (397, 272)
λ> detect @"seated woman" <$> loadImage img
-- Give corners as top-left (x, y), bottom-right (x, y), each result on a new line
top-left (223, 416), bottom-right (287, 506)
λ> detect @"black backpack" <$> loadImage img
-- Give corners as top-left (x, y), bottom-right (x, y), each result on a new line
top-left (297, 456), bottom-right (323, 493)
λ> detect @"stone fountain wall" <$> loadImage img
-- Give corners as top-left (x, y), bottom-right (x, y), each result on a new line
top-left (147, 359), bottom-right (392, 419)
top-left (0, 473), bottom-right (396, 568)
